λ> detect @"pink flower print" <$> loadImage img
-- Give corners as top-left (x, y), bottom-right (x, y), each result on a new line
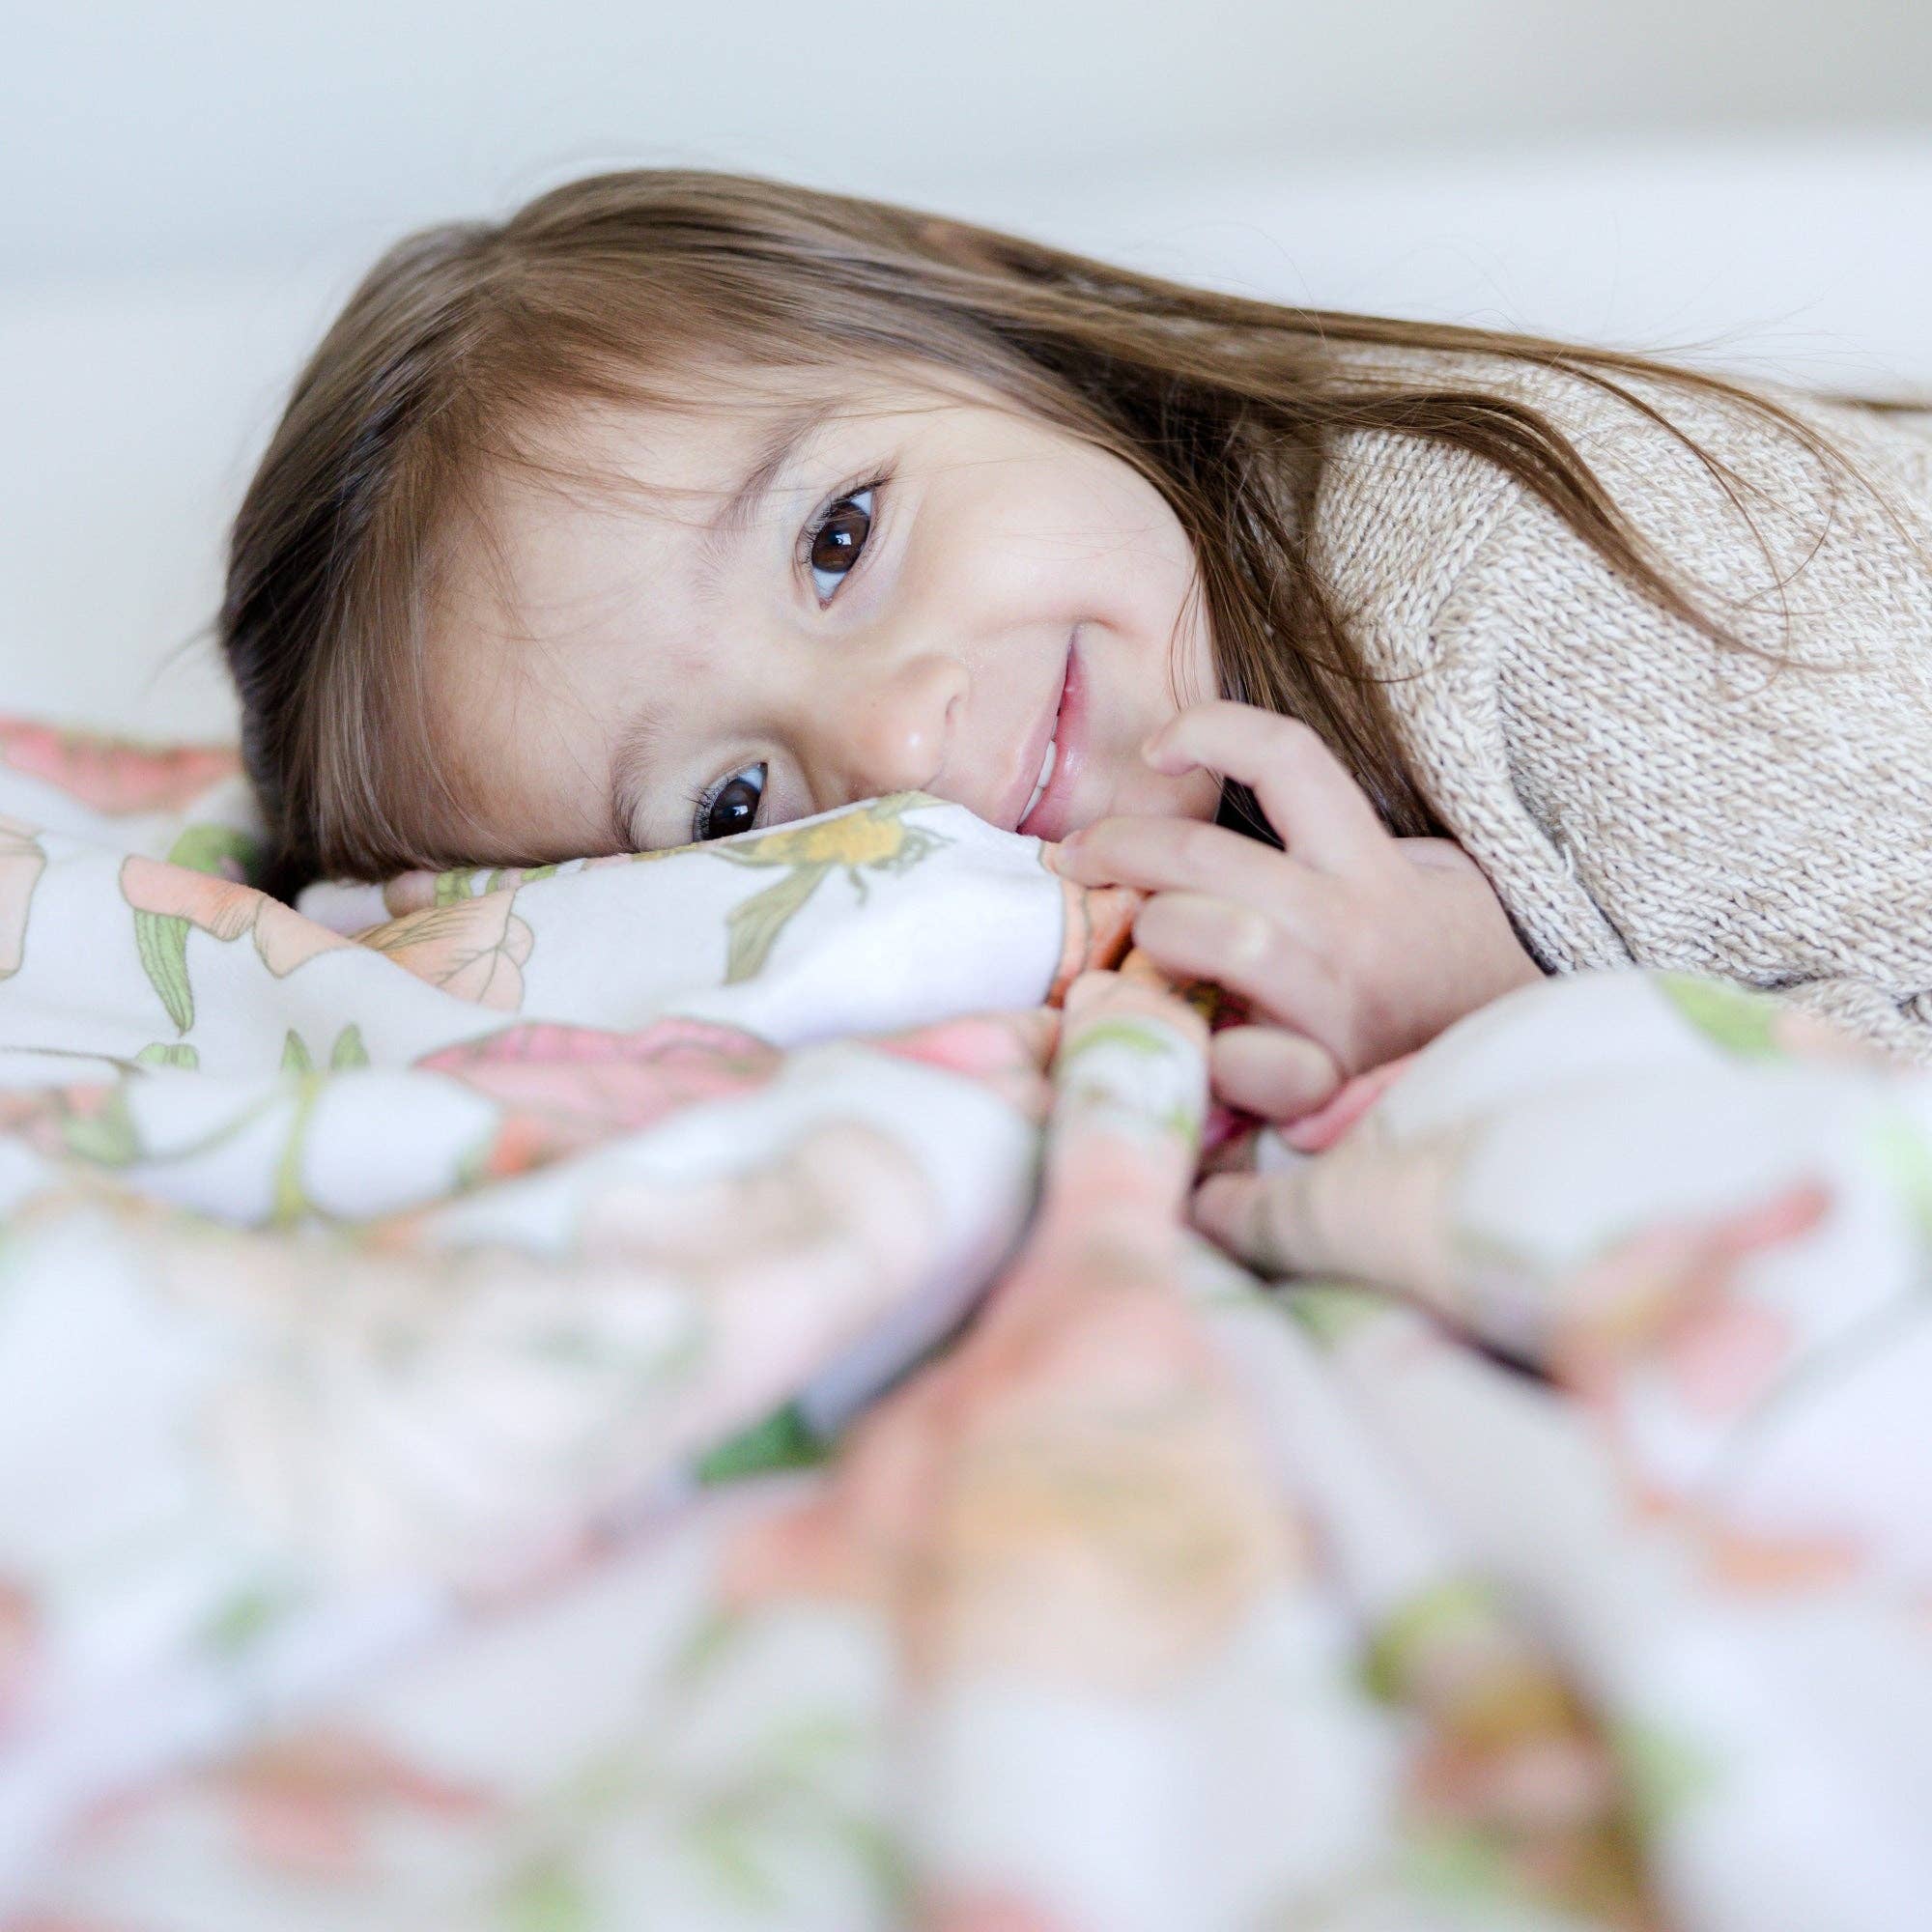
top-left (716, 1310), bottom-right (980, 1623)
top-left (0, 1577), bottom-right (39, 1733)
top-left (207, 1730), bottom-right (494, 1880)
top-left (1046, 876), bottom-right (1139, 1005)
top-left (873, 1011), bottom-right (1057, 1119)
top-left (862, 980), bottom-right (1290, 1698)
top-left (1693, 1506), bottom-right (1861, 1593)
top-left (121, 856), bottom-right (351, 1031)
top-left (0, 815), bottom-right (46, 979)
top-left (0, 1082), bottom-right (131, 1168)
top-left (358, 891), bottom-right (533, 1009)
top-left (927, 1311), bottom-right (1292, 1694)
top-left (1621, 1477), bottom-right (1861, 1594)
top-left (0, 717), bottom-right (238, 815)
top-left (1769, 1001), bottom-right (1896, 1069)
top-left (924, 1896), bottom-right (1081, 1932)
top-left (417, 1016), bottom-right (780, 1174)
top-left (1652, 1291), bottom-right (1795, 1420)
top-left (718, 1488), bottom-right (876, 1616)
top-left (120, 857), bottom-right (346, 977)
top-left (376, 848), bottom-right (636, 922)
top-left (1554, 1179), bottom-right (1827, 1403)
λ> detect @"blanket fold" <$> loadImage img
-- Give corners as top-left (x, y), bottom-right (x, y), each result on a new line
top-left (0, 716), bottom-right (1926, 1932)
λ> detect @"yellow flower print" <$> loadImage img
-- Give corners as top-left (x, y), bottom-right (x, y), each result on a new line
top-left (358, 890), bottom-right (535, 1010)
top-left (712, 792), bottom-right (951, 984)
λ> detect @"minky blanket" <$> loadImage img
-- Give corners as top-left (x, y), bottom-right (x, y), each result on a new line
top-left (0, 713), bottom-right (1926, 1932)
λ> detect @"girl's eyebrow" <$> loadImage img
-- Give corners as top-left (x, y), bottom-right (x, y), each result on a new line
top-left (694, 399), bottom-right (838, 592)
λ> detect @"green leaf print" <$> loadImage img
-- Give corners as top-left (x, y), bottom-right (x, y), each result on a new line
top-left (1284, 1282), bottom-right (1386, 1348)
top-left (1399, 1823), bottom-right (1519, 1909)
top-left (1656, 973), bottom-right (1785, 1060)
top-left (434, 860), bottom-right (560, 904)
top-left (694, 1401), bottom-right (831, 1484)
top-left (292, 1025), bottom-right (369, 1077)
top-left (1058, 1015), bottom-right (1184, 1063)
top-left (329, 1023), bottom-right (370, 1070)
top-left (200, 1583), bottom-right (295, 1658)
top-left (1864, 1107), bottom-right (1932, 1250)
top-left (165, 821), bottom-right (262, 880)
top-left (270, 1077), bottom-right (325, 1226)
top-left (724, 865), bottom-right (829, 985)
top-left (134, 1041), bottom-right (199, 1071)
top-left (1612, 1719), bottom-right (1721, 1833)
top-left (62, 1088), bottom-right (142, 1167)
top-left (132, 909), bottom-right (193, 1034)
top-left (840, 1816), bottom-right (916, 1915)
top-left (689, 1803), bottom-right (781, 1910)
top-left (1361, 1577), bottom-right (1499, 1704)
top-left (499, 1859), bottom-right (592, 1932)
top-left (669, 1607), bottom-right (745, 1688)
top-left (712, 796), bottom-right (953, 983)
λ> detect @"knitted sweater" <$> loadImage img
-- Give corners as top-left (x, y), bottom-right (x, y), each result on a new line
top-left (1304, 344), bottom-right (1932, 1065)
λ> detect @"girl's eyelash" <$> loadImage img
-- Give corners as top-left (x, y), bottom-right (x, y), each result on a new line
top-left (684, 765), bottom-right (734, 835)
top-left (796, 469), bottom-right (892, 586)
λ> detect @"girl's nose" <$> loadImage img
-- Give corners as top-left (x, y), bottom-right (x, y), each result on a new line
top-left (823, 655), bottom-right (968, 803)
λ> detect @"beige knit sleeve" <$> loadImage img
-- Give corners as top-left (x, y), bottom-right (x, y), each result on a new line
top-left (1417, 379), bottom-right (1932, 1068)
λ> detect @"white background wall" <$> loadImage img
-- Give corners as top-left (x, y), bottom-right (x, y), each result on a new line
top-left (3, 2), bottom-right (1929, 739)
top-left (9, 0), bottom-right (1932, 281)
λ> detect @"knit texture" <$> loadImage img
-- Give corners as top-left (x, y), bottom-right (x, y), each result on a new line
top-left (1304, 344), bottom-right (1932, 1063)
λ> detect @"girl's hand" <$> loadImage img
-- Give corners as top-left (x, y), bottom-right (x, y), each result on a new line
top-left (1048, 701), bottom-right (1544, 1119)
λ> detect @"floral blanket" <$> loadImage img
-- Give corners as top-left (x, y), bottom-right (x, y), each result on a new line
top-left (0, 716), bottom-right (1927, 1932)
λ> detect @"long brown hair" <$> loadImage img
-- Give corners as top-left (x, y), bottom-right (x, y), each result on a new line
top-left (220, 166), bottom-right (1927, 891)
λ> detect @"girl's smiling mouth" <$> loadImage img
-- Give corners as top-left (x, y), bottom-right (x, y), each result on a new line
top-left (1017, 633), bottom-right (1086, 840)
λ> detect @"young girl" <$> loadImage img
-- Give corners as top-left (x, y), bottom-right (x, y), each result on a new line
top-left (220, 167), bottom-right (1932, 1133)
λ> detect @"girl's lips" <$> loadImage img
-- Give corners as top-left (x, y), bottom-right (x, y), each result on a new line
top-left (1018, 639), bottom-right (1086, 840)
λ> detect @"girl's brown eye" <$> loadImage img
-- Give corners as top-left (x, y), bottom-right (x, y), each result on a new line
top-left (696, 762), bottom-right (767, 842)
top-left (806, 488), bottom-right (874, 601)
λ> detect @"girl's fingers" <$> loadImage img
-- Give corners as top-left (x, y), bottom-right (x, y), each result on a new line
top-left (1143, 701), bottom-right (1390, 875)
top-left (1048, 810), bottom-right (1311, 904)
top-left (1395, 835), bottom-right (1479, 874)
top-left (1191, 1171), bottom-right (1320, 1278)
top-left (1208, 1024), bottom-right (1342, 1123)
top-left (1276, 1052), bottom-right (1416, 1153)
top-left (1130, 890), bottom-right (1351, 1063)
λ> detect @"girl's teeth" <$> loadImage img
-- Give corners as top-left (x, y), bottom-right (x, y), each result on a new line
top-left (1023, 737), bottom-right (1058, 825)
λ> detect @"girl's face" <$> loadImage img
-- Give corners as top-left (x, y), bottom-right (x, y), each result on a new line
top-left (425, 364), bottom-right (1222, 863)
